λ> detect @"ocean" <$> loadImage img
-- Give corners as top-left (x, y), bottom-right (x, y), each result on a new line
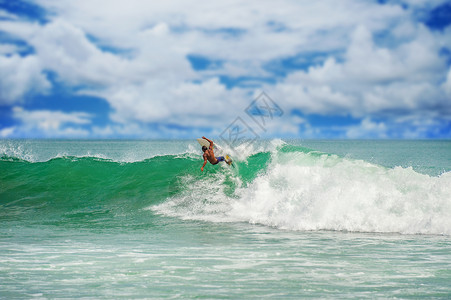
top-left (1, 139), bottom-right (450, 298)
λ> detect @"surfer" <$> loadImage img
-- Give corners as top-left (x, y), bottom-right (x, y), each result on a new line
top-left (201, 136), bottom-right (226, 171)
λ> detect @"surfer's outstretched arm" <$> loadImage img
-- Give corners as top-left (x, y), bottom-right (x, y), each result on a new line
top-left (202, 136), bottom-right (214, 149)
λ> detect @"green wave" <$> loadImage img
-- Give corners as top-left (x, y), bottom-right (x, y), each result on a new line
top-left (0, 145), bottom-right (317, 229)
top-left (0, 155), bottom-right (201, 227)
top-left (0, 149), bottom-right (280, 223)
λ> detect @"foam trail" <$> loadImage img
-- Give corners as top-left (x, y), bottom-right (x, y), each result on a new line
top-left (231, 151), bottom-right (451, 235)
top-left (154, 148), bottom-right (451, 235)
top-left (215, 139), bottom-right (287, 162)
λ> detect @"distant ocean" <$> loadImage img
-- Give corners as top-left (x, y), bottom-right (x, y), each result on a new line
top-left (1, 139), bottom-right (450, 298)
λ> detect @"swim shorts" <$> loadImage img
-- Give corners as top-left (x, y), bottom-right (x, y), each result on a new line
top-left (213, 156), bottom-right (225, 165)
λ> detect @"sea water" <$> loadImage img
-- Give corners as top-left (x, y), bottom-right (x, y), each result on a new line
top-left (1, 139), bottom-right (450, 298)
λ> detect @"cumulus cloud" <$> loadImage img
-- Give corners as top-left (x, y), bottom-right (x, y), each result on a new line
top-left (444, 67), bottom-right (451, 96)
top-left (271, 22), bottom-right (450, 119)
top-left (0, 9), bottom-right (18, 21)
top-left (0, 0), bottom-right (450, 138)
top-left (346, 118), bottom-right (388, 139)
top-left (11, 107), bottom-right (92, 137)
top-left (0, 54), bottom-right (51, 104)
top-left (0, 127), bottom-right (16, 138)
top-left (28, 19), bottom-right (131, 87)
top-left (0, 44), bottom-right (20, 55)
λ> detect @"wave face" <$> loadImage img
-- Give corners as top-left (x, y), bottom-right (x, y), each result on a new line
top-left (153, 144), bottom-right (451, 235)
top-left (0, 154), bottom-right (200, 229)
top-left (2, 140), bottom-right (451, 235)
top-left (234, 147), bottom-right (451, 234)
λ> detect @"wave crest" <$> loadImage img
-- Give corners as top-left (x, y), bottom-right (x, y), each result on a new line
top-left (154, 148), bottom-right (451, 235)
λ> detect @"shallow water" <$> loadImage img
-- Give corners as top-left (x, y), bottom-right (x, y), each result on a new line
top-left (1, 139), bottom-right (450, 298)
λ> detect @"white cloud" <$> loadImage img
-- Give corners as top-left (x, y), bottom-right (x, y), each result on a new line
top-left (11, 107), bottom-right (92, 137)
top-left (271, 22), bottom-right (449, 119)
top-left (444, 67), bottom-right (451, 96)
top-left (0, 126), bottom-right (16, 138)
top-left (346, 118), bottom-right (388, 139)
top-left (28, 19), bottom-right (131, 87)
top-left (0, 54), bottom-right (50, 105)
top-left (102, 77), bottom-right (249, 128)
top-left (257, 114), bottom-right (305, 137)
top-left (1, 0), bottom-right (450, 138)
top-left (0, 19), bottom-right (41, 39)
top-left (0, 9), bottom-right (18, 21)
top-left (26, 0), bottom-right (407, 70)
top-left (0, 44), bottom-right (20, 55)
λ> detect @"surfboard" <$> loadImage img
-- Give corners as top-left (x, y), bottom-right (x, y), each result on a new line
top-left (197, 138), bottom-right (233, 166)
top-left (197, 138), bottom-right (210, 149)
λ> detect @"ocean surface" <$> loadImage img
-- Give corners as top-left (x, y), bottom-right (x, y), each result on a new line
top-left (1, 139), bottom-right (450, 298)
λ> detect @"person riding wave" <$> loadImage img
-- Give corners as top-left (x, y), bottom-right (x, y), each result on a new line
top-left (200, 136), bottom-right (226, 171)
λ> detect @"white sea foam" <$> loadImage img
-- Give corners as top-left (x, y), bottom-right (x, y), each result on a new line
top-left (233, 152), bottom-right (451, 235)
top-left (0, 140), bottom-right (200, 163)
top-left (154, 149), bottom-right (451, 235)
top-left (215, 138), bottom-right (286, 162)
top-left (0, 140), bottom-right (35, 161)
top-left (152, 170), bottom-right (239, 222)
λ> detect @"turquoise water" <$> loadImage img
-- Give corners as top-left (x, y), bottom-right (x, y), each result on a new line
top-left (1, 139), bottom-right (450, 298)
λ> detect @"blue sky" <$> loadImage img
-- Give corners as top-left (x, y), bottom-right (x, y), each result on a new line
top-left (0, 0), bottom-right (451, 139)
